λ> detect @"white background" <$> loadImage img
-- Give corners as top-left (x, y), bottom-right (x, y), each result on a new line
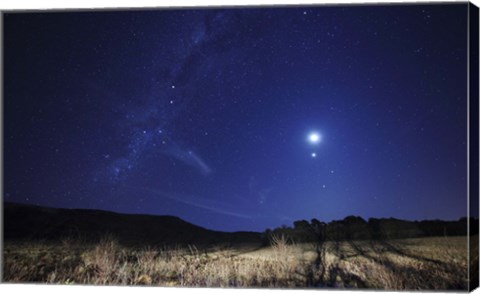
top-left (0, 0), bottom-right (479, 294)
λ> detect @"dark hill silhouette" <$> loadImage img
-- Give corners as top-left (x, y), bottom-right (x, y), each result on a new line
top-left (3, 202), bottom-right (262, 247)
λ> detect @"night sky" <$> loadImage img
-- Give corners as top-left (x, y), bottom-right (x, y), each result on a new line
top-left (4, 4), bottom-right (469, 232)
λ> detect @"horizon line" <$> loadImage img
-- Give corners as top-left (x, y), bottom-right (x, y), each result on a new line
top-left (3, 201), bottom-right (474, 234)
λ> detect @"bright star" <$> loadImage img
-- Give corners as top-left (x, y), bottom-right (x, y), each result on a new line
top-left (308, 132), bottom-right (321, 144)
top-left (311, 152), bottom-right (317, 158)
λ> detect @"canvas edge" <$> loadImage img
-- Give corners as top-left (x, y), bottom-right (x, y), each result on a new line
top-left (0, 1), bottom-right (471, 15)
top-left (0, 9), bottom-right (4, 284)
top-left (469, 1), bottom-right (480, 292)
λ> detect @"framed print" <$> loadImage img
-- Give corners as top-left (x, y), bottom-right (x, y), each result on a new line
top-left (2, 1), bottom-right (479, 291)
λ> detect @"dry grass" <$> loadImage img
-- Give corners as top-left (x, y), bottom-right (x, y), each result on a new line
top-left (3, 235), bottom-right (471, 290)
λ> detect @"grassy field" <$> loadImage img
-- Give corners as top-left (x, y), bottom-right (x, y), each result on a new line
top-left (3, 235), bottom-right (471, 290)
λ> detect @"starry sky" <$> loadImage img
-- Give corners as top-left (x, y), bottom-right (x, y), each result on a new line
top-left (4, 4), bottom-right (469, 232)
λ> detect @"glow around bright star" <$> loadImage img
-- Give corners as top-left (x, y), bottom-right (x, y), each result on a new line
top-left (308, 132), bottom-right (321, 144)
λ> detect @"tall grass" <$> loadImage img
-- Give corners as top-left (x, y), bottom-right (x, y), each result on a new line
top-left (3, 236), bottom-right (470, 290)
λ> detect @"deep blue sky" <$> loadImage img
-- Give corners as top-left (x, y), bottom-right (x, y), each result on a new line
top-left (4, 4), bottom-right (469, 232)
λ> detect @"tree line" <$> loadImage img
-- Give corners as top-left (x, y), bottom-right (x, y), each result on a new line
top-left (264, 216), bottom-right (478, 243)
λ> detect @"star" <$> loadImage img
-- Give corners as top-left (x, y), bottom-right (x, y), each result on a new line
top-left (311, 152), bottom-right (317, 158)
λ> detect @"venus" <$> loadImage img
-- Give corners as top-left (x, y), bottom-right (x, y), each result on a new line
top-left (308, 132), bottom-right (321, 144)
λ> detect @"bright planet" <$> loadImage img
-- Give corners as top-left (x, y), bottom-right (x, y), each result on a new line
top-left (308, 132), bottom-right (321, 144)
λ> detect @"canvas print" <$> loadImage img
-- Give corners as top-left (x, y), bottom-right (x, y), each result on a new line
top-left (2, 2), bottom-right (479, 291)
